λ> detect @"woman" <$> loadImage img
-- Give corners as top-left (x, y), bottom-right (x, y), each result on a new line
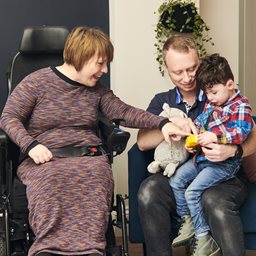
top-left (0, 26), bottom-right (190, 256)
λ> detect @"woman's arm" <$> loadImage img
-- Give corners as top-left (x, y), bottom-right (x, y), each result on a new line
top-left (137, 117), bottom-right (197, 151)
top-left (0, 75), bottom-right (39, 153)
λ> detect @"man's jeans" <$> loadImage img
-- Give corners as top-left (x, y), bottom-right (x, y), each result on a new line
top-left (169, 159), bottom-right (241, 236)
top-left (138, 170), bottom-right (248, 256)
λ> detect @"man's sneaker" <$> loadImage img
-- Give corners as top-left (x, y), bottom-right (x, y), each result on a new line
top-left (192, 234), bottom-right (221, 256)
top-left (172, 215), bottom-right (195, 247)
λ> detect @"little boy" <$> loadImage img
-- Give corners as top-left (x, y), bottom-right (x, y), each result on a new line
top-left (169, 53), bottom-right (253, 256)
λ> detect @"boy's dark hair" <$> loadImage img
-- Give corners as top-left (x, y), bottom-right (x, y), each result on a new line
top-left (196, 53), bottom-right (234, 90)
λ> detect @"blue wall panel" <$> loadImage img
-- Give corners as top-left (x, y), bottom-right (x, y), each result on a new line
top-left (0, 0), bottom-right (109, 112)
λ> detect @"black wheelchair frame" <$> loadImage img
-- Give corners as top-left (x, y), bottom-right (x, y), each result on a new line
top-left (0, 25), bottom-right (130, 256)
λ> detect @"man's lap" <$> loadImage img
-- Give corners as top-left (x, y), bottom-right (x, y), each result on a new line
top-left (140, 172), bottom-right (248, 213)
top-left (202, 175), bottom-right (248, 211)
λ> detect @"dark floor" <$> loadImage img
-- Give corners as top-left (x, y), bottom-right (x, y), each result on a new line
top-left (126, 243), bottom-right (189, 256)
top-left (116, 238), bottom-right (256, 256)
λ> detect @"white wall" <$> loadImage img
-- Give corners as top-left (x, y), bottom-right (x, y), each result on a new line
top-left (109, 0), bottom-right (240, 195)
top-left (200, 0), bottom-right (239, 83)
top-left (239, 0), bottom-right (256, 115)
top-left (109, 0), bottom-right (171, 195)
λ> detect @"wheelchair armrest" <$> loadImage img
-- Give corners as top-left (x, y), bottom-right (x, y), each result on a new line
top-left (0, 130), bottom-right (19, 163)
top-left (0, 129), bottom-right (20, 196)
top-left (0, 129), bottom-right (8, 144)
top-left (0, 129), bottom-right (8, 196)
top-left (98, 115), bottom-right (130, 163)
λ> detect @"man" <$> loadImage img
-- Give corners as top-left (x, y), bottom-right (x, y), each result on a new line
top-left (137, 34), bottom-right (256, 256)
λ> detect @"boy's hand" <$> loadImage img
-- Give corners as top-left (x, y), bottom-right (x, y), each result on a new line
top-left (185, 144), bottom-right (197, 154)
top-left (197, 131), bottom-right (217, 146)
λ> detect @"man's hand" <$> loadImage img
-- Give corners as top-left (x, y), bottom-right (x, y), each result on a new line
top-left (28, 144), bottom-right (53, 164)
top-left (202, 143), bottom-right (236, 162)
top-left (161, 122), bottom-right (191, 144)
top-left (197, 131), bottom-right (217, 146)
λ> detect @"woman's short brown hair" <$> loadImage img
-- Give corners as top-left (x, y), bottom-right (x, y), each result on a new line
top-left (63, 26), bottom-right (114, 71)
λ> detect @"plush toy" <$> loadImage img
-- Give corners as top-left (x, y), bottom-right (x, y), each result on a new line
top-left (147, 103), bottom-right (189, 177)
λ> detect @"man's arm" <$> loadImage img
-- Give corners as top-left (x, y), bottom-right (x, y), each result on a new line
top-left (240, 123), bottom-right (256, 156)
top-left (202, 123), bottom-right (256, 161)
top-left (137, 129), bottom-right (164, 151)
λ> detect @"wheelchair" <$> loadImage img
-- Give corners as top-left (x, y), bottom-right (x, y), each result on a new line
top-left (0, 25), bottom-right (130, 256)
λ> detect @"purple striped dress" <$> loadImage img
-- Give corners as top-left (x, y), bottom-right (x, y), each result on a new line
top-left (0, 67), bottom-right (164, 256)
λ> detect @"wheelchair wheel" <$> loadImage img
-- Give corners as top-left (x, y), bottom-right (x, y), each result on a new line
top-left (0, 236), bottom-right (6, 256)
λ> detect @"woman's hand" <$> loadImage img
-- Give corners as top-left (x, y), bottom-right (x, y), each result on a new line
top-left (201, 143), bottom-right (236, 162)
top-left (28, 144), bottom-right (53, 164)
top-left (161, 122), bottom-right (191, 143)
top-left (170, 117), bottom-right (198, 135)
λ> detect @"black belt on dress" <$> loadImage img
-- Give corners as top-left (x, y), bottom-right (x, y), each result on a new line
top-left (50, 145), bottom-right (107, 158)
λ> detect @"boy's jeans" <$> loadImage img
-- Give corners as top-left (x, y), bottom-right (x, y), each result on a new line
top-left (169, 158), bottom-right (241, 236)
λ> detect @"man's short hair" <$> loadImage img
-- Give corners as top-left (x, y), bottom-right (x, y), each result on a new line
top-left (162, 34), bottom-right (199, 63)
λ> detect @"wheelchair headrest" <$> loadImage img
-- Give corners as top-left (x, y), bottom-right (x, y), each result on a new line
top-left (19, 26), bottom-right (69, 54)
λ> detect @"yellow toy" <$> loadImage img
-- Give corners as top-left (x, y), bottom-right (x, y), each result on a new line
top-left (185, 134), bottom-right (200, 148)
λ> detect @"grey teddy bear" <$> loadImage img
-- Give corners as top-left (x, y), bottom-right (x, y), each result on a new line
top-left (147, 103), bottom-right (189, 177)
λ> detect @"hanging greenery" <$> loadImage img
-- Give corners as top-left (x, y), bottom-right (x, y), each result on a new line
top-left (155, 0), bottom-right (214, 76)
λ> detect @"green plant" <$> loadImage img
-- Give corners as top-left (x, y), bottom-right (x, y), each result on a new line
top-left (155, 0), bottom-right (214, 76)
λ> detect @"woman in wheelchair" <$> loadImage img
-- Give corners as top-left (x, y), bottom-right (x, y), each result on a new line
top-left (0, 26), bottom-right (192, 256)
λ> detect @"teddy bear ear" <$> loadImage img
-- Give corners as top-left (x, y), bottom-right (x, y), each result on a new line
top-left (162, 103), bottom-right (169, 110)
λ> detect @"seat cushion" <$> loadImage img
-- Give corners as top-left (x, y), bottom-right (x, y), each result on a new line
top-left (128, 144), bottom-right (153, 243)
top-left (242, 151), bottom-right (256, 183)
top-left (240, 182), bottom-right (256, 232)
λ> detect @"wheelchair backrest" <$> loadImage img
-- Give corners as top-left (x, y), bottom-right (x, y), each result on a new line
top-left (5, 25), bottom-right (69, 168)
top-left (7, 25), bottom-right (69, 94)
